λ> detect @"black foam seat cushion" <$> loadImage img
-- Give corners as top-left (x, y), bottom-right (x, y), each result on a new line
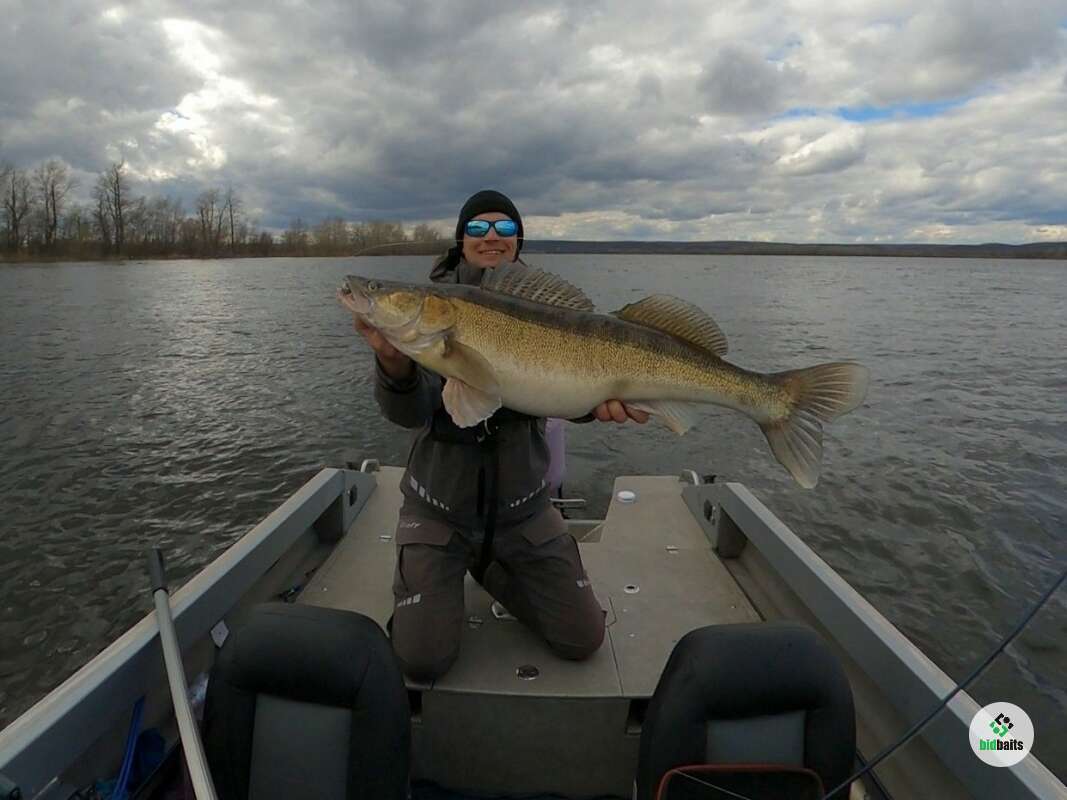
top-left (637, 621), bottom-right (855, 800)
top-left (203, 602), bottom-right (411, 800)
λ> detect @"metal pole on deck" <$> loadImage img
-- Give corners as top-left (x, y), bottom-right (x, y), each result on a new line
top-left (147, 548), bottom-right (219, 800)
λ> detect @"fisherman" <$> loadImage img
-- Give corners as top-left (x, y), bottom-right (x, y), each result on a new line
top-left (351, 189), bottom-right (648, 681)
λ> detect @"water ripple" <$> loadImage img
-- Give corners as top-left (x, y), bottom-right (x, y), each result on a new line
top-left (0, 255), bottom-right (1064, 776)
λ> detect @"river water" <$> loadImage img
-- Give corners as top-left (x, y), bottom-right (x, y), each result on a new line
top-left (1, 254), bottom-right (1064, 777)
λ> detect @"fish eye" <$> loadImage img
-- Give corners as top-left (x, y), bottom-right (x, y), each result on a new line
top-left (367, 280), bottom-right (380, 291)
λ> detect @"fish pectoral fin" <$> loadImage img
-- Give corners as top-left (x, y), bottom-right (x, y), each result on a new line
top-left (627, 401), bottom-right (702, 435)
top-left (438, 340), bottom-right (503, 428)
top-left (442, 379), bottom-right (502, 428)
top-left (442, 341), bottom-right (501, 394)
top-left (611, 295), bottom-right (728, 356)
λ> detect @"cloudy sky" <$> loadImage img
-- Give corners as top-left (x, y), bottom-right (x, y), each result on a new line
top-left (2, 0), bottom-right (1066, 243)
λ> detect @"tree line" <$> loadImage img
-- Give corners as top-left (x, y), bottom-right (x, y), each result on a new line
top-left (1, 158), bottom-right (447, 261)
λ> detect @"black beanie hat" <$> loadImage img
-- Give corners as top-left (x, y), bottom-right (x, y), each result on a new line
top-left (454, 189), bottom-right (524, 254)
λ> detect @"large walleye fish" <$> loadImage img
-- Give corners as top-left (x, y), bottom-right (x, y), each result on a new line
top-left (338, 264), bottom-right (868, 488)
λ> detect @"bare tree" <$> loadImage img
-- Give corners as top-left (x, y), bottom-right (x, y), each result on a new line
top-left (196, 188), bottom-right (226, 255)
top-left (283, 218), bottom-right (309, 255)
top-left (92, 187), bottom-right (112, 254)
top-left (1, 167), bottom-right (434, 261)
top-left (34, 160), bottom-right (76, 249)
top-left (179, 216), bottom-right (199, 254)
top-left (61, 203), bottom-right (94, 254)
top-left (3, 166), bottom-right (33, 252)
top-left (145, 195), bottom-right (184, 253)
top-left (146, 195), bottom-right (184, 253)
top-left (126, 196), bottom-right (148, 250)
top-left (0, 161), bottom-right (10, 248)
top-left (254, 230), bottom-right (274, 256)
top-left (362, 220), bottom-right (407, 252)
top-left (142, 196), bottom-right (166, 252)
top-left (412, 223), bottom-right (445, 244)
top-left (167, 197), bottom-right (186, 251)
top-left (236, 218), bottom-right (252, 250)
top-left (223, 185), bottom-right (242, 254)
top-left (313, 217), bottom-right (349, 255)
top-left (95, 162), bottom-right (131, 255)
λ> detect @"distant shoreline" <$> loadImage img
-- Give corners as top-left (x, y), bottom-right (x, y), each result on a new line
top-left (2, 239), bottom-right (1065, 263)
top-left (522, 240), bottom-right (1067, 259)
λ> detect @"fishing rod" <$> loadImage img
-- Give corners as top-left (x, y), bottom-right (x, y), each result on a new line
top-left (669, 563), bottom-right (1067, 800)
top-left (147, 548), bottom-right (219, 800)
top-left (349, 235), bottom-right (543, 259)
top-left (350, 240), bottom-right (449, 257)
top-left (0, 552), bottom-right (223, 800)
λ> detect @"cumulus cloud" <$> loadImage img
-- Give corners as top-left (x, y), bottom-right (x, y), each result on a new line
top-left (699, 44), bottom-right (800, 116)
top-left (776, 126), bottom-right (866, 176)
top-left (1, 0), bottom-right (1065, 242)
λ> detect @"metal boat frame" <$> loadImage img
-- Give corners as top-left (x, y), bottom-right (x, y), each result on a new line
top-left (1, 464), bottom-right (1062, 799)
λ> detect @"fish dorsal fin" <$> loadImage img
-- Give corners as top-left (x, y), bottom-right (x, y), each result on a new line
top-left (481, 263), bottom-right (596, 311)
top-left (611, 295), bottom-right (729, 356)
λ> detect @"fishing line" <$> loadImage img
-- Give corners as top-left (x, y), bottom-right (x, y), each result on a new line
top-left (650, 564), bottom-right (1066, 800)
top-left (674, 771), bottom-right (762, 799)
top-left (351, 240), bottom-right (450, 257)
top-left (350, 236), bottom-right (531, 258)
top-left (821, 563), bottom-right (1067, 800)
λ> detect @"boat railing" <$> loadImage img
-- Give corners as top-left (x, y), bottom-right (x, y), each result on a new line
top-left (682, 477), bottom-right (1065, 800)
top-left (0, 467), bottom-right (375, 798)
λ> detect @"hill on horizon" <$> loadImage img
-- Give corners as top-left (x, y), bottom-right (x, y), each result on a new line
top-left (520, 239), bottom-right (1067, 259)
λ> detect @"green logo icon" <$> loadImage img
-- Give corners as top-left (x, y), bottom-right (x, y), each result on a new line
top-left (989, 712), bottom-right (1014, 739)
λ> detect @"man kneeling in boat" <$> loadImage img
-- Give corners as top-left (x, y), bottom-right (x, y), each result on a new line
top-left (349, 190), bottom-right (647, 680)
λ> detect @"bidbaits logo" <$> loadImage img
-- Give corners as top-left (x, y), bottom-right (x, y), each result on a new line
top-left (969, 703), bottom-right (1034, 767)
top-left (989, 712), bottom-right (1013, 739)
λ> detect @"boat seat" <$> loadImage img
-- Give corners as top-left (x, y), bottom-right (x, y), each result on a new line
top-left (202, 602), bottom-right (411, 800)
top-left (635, 621), bottom-right (855, 800)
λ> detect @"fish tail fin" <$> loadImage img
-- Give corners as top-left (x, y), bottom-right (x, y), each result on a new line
top-left (759, 362), bottom-right (869, 489)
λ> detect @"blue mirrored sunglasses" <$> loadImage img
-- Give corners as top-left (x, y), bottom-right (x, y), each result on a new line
top-left (465, 219), bottom-right (519, 238)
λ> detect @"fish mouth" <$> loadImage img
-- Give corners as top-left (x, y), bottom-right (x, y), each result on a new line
top-left (339, 275), bottom-right (372, 316)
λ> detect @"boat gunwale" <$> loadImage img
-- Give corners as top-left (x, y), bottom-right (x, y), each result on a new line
top-left (0, 467), bottom-right (375, 796)
top-left (684, 479), bottom-right (1065, 800)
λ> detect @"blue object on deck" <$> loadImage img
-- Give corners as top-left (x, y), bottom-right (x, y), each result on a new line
top-left (112, 696), bottom-right (144, 800)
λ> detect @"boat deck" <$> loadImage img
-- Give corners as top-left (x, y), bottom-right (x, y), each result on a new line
top-left (7, 464), bottom-right (1062, 800)
top-left (300, 466), bottom-right (760, 698)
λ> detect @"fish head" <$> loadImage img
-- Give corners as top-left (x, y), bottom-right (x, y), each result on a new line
top-left (343, 274), bottom-right (455, 335)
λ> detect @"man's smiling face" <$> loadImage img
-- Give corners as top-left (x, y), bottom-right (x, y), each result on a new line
top-left (462, 212), bottom-right (518, 269)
